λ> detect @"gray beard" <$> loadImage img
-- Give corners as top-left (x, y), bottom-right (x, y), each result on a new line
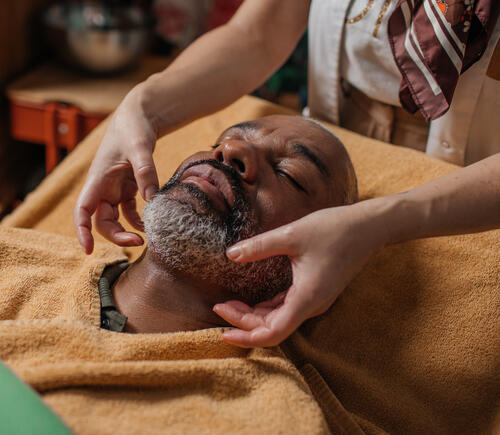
top-left (142, 187), bottom-right (292, 303)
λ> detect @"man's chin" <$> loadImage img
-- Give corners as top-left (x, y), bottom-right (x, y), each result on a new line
top-left (143, 194), bottom-right (292, 304)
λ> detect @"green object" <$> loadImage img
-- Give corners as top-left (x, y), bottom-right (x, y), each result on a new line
top-left (0, 360), bottom-right (72, 435)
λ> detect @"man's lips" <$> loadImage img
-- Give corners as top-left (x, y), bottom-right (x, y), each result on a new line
top-left (179, 164), bottom-right (236, 211)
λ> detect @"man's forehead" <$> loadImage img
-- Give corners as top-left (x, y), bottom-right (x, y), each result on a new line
top-left (219, 116), bottom-right (327, 142)
top-left (218, 117), bottom-right (333, 178)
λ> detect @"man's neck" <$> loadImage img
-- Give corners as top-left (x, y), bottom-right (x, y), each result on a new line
top-left (112, 250), bottom-right (234, 333)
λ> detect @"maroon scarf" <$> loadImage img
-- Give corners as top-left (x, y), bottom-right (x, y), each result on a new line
top-left (388, 0), bottom-right (499, 121)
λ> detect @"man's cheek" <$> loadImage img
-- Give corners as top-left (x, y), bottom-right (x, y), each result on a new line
top-left (254, 189), bottom-right (292, 233)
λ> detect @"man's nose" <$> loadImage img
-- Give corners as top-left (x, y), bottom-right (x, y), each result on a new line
top-left (214, 141), bottom-right (258, 183)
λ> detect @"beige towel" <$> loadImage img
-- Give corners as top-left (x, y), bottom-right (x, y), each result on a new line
top-left (0, 227), bottom-right (330, 434)
top-left (2, 96), bottom-right (499, 434)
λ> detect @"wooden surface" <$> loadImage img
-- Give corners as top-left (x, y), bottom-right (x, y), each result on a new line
top-left (7, 56), bottom-right (172, 113)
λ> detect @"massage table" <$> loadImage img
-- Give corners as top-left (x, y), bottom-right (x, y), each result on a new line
top-left (1, 96), bottom-right (499, 434)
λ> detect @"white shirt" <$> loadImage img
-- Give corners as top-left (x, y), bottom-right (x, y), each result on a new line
top-left (341, 0), bottom-right (401, 106)
top-left (308, 0), bottom-right (500, 166)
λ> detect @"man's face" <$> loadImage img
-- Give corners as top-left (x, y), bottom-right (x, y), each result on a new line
top-left (143, 115), bottom-right (356, 302)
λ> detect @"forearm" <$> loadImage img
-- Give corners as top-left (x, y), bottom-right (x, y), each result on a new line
top-left (140, 25), bottom-right (276, 135)
top-left (132, 0), bottom-right (309, 137)
top-left (365, 153), bottom-right (500, 246)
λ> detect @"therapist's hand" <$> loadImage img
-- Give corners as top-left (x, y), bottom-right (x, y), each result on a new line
top-left (213, 204), bottom-right (386, 348)
top-left (74, 87), bottom-right (159, 254)
top-left (214, 152), bottom-right (500, 348)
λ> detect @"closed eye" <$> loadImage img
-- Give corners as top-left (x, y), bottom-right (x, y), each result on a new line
top-left (211, 143), bottom-right (220, 150)
top-left (275, 168), bottom-right (307, 193)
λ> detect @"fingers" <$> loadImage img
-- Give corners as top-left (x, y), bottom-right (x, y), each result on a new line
top-left (121, 199), bottom-right (144, 232)
top-left (95, 201), bottom-right (144, 247)
top-left (131, 151), bottom-right (159, 201)
top-left (219, 292), bottom-right (305, 348)
top-left (226, 224), bottom-right (298, 263)
top-left (77, 223), bottom-right (94, 255)
top-left (254, 291), bottom-right (287, 309)
top-left (221, 315), bottom-right (297, 348)
top-left (74, 187), bottom-right (100, 254)
top-left (213, 301), bottom-right (272, 330)
top-left (75, 194), bottom-right (144, 253)
top-left (221, 327), bottom-right (277, 348)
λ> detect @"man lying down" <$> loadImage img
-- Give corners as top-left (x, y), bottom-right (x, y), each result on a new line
top-left (107, 115), bottom-right (357, 334)
top-left (1, 115), bottom-right (498, 435)
top-left (0, 115), bottom-right (360, 434)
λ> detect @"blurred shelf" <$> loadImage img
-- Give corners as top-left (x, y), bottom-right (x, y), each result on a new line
top-left (6, 55), bottom-right (172, 174)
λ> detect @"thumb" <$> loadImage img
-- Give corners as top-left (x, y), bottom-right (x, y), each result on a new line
top-left (131, 151), bottom-right (159, 201)
top-left (226, 225), bottom-right (297, 263)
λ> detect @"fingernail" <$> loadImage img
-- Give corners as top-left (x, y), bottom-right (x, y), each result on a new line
top-left (226, 246), bottom-right (241, 260)
top-left (145, 186), bottom-right (157, 201)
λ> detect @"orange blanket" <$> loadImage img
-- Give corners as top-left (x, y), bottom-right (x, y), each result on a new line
top-left (2, 96), bottom-right (499, 434)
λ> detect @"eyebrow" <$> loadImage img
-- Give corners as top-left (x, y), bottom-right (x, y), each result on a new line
top-left (291, 143), bottom-right (330, 177)
top-left (225, 122), bottom-right (259, 135)
top-left (216, 126), bottom-right (331, 178)
top-left (213, 123), bottom-right (259, 147)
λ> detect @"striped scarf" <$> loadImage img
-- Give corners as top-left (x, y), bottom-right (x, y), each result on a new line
top-left (388, 0), bottom-right (499, 121)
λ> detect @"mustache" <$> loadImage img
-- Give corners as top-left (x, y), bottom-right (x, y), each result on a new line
top-left (160, 159), bottom-right (246, 203)
top-left (156, 159), bottom-right (256, 245)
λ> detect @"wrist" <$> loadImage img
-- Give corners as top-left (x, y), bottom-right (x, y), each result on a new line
top-left (357, 193), bottom-right (426, 248)
top-left (138, 69), bottom-right (200, 138)
top-left (128, 77), bottom-right (164, 138)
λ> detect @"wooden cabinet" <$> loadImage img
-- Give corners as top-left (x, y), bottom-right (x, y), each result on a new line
top-left (7, 57), bottom-right (170, 173)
